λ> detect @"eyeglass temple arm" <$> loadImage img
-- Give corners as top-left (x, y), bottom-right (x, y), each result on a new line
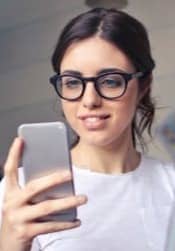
top-left (132, 72), bottom-right (144, 79)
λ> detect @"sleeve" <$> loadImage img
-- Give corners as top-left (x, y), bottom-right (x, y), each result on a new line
top-left (30, 238), bottom-right (42, 251)
top-left (0, 171), bottom-right (41, 251)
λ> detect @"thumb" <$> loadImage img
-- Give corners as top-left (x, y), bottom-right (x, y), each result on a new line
top-left (4, 137), bottom-right (24, 191)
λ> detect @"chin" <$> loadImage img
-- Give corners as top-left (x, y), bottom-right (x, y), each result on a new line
top-left (78, 126), bottom-right (131, 149)
top-left (81, 134), bottom-right (117, 148)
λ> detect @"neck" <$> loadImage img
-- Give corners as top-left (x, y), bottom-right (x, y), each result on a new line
top-left (71, 131), bottom-right (140, 175)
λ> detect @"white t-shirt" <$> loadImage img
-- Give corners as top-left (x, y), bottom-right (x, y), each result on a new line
top-left (0, 155), bottom-right (175, 251)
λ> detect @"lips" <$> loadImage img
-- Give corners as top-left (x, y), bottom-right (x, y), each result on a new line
top-left (78, 114), bottom-right (110, 130)
top-left (78, 114), bottom-right (110, 120)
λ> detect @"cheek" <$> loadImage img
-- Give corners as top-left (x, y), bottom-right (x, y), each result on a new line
top-left (124, 82), bottom-right (139, 109)
top-left (112, 85), bottom-right (139, 124)
top-left (61, 101), bottom-right (77, 125)
top-left (123, 93), bottom-right (138, 115)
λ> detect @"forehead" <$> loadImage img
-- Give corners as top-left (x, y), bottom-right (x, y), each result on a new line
top-left (60, 36), bottom-right (135, 75)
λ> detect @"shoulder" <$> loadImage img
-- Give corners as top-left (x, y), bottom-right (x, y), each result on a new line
top-left (138, 155), bottom-right (175, 202)
top-left (141, 155), bottom-right (175, 181)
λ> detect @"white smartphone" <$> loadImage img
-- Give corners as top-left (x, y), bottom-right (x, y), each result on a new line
top-left (18, 121), bottom-right (77, 222)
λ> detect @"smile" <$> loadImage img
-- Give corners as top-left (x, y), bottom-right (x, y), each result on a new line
top-left (78, 114), bottom-right (110, 130)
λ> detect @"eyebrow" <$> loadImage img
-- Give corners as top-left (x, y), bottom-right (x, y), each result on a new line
top-left (97, 68), bottom-right (125, 75)
top-left (61, 70), bottom-right (82, 76)
top-left (61, 68), bottom-right (126, 76)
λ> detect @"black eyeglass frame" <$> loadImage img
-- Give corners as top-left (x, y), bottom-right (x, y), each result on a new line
top-left (49, 71), bottom-right (144, 101)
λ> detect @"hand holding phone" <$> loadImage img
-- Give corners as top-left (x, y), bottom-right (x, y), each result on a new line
top-left (0, 136), bottom-right (87, 251)
top-left (18, 121), bottom-right (77, 222)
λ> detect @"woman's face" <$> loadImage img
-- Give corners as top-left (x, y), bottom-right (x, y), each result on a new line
top-left (60, 36), bottom-right (140, 148)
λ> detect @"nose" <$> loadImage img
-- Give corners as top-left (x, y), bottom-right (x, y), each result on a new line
top-left (82, 82), bottom-right (102, 109)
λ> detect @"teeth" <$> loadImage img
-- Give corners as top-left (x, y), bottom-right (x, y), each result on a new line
top-left (85, 117), bottom-right (101, 122)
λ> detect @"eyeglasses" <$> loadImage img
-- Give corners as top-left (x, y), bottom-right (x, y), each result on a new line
top-left (49, 71), bottom-right (144, 101)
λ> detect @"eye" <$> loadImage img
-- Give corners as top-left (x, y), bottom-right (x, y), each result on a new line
top-left (62, 76), bottom-right (82, 89)
top-left (99, 74), bottom-right (125, 88)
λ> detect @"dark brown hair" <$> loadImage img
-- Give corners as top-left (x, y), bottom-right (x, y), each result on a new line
top-left (51, 7), bottom-right (156, 150)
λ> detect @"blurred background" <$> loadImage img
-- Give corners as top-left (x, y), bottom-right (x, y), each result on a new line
top-left (0, 0), bottom-right (175, 177)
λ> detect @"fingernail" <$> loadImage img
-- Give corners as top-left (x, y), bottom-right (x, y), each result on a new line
top-left (75, 219), bottom-right (81, 226)
top-left (77, 195), bottom-right (88, 203)
top-left (62, 170), bottom-right (71, 178)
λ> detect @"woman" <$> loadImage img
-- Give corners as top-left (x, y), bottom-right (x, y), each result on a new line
top-left (0, 7), bottom-right (175, 251)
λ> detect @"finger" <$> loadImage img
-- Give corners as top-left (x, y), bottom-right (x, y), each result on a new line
top-left (20, 195), bottom-right (87, 221)
top-left (29, 220), bottom-right (81, 237)
top-left (22, 170), bottom-right (72, 202)
top-left (4, 137), bottom-right (24, 190)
